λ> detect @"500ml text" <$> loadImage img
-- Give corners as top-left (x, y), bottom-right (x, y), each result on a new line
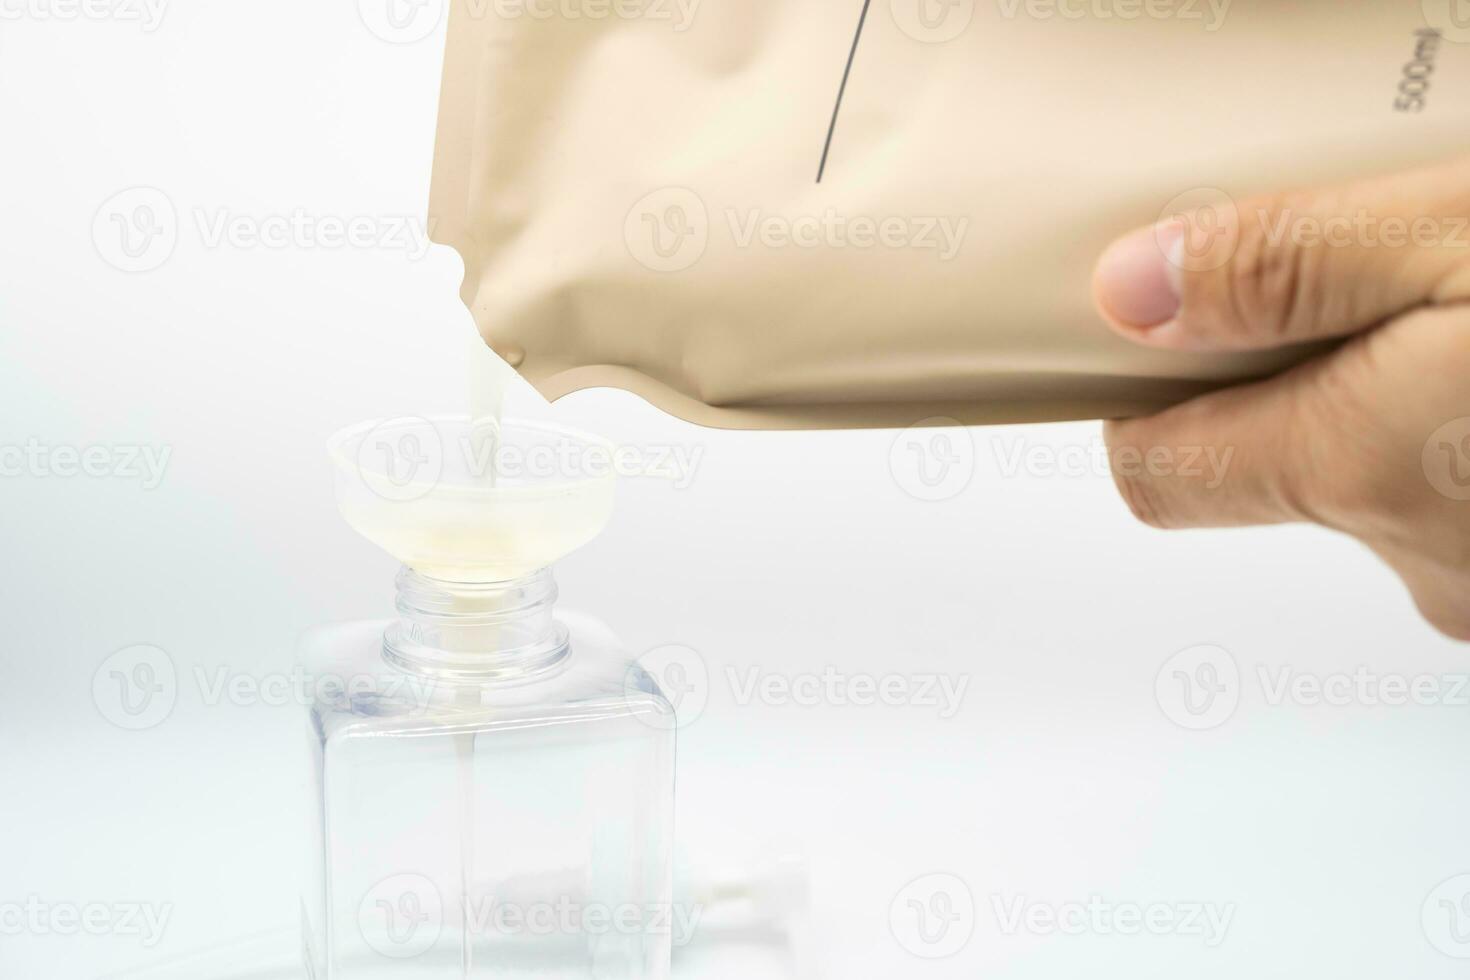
top-left (1395, 29), bottom-right (1442, 113)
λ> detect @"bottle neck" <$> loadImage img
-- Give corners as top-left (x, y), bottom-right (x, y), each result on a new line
top-left (383, 567), bottom-right (570, 682)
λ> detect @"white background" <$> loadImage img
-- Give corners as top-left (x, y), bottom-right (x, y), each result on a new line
top-left (3, 2), bottom-right (1470, 977)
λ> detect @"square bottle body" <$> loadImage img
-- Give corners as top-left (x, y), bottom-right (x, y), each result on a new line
top-left (301, 610), bottom-right (676, 980)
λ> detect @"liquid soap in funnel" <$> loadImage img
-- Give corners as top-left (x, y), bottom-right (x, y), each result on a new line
top-left (329, 416), bottom-right (616, 582)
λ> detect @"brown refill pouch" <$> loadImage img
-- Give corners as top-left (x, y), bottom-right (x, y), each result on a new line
top-left (430, 0), bottom-right (1470, 429)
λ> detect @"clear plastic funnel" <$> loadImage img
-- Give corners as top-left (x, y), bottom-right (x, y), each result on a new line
top-left (328, 416), bottom-right (616, 582)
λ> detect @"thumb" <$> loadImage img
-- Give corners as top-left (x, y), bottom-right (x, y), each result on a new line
top-left (1092, 158), bottom-right (1470, 352)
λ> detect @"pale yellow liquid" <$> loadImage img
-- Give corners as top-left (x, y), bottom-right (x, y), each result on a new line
top-left (335, 337), bottom-right (614, 583)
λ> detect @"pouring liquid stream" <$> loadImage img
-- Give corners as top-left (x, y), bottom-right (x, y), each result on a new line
top-left (457, 337), bottom-right (517, 976)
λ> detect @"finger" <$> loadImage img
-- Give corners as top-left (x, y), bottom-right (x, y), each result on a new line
top-left (1092, 157), bottom-right (1470, 352)
top-left (1104, 358), bottom-right (1336, 529)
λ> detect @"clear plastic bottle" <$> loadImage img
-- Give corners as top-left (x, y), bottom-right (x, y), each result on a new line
top-left (303, 418), bottom-right (676, 979)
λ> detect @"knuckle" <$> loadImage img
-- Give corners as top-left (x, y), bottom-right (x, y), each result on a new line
top-left (1222, 190), bottom-right (1323, 342)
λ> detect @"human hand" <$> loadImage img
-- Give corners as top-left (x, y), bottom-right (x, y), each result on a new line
top-left (1092, 158), bottom-right (1470, 640)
